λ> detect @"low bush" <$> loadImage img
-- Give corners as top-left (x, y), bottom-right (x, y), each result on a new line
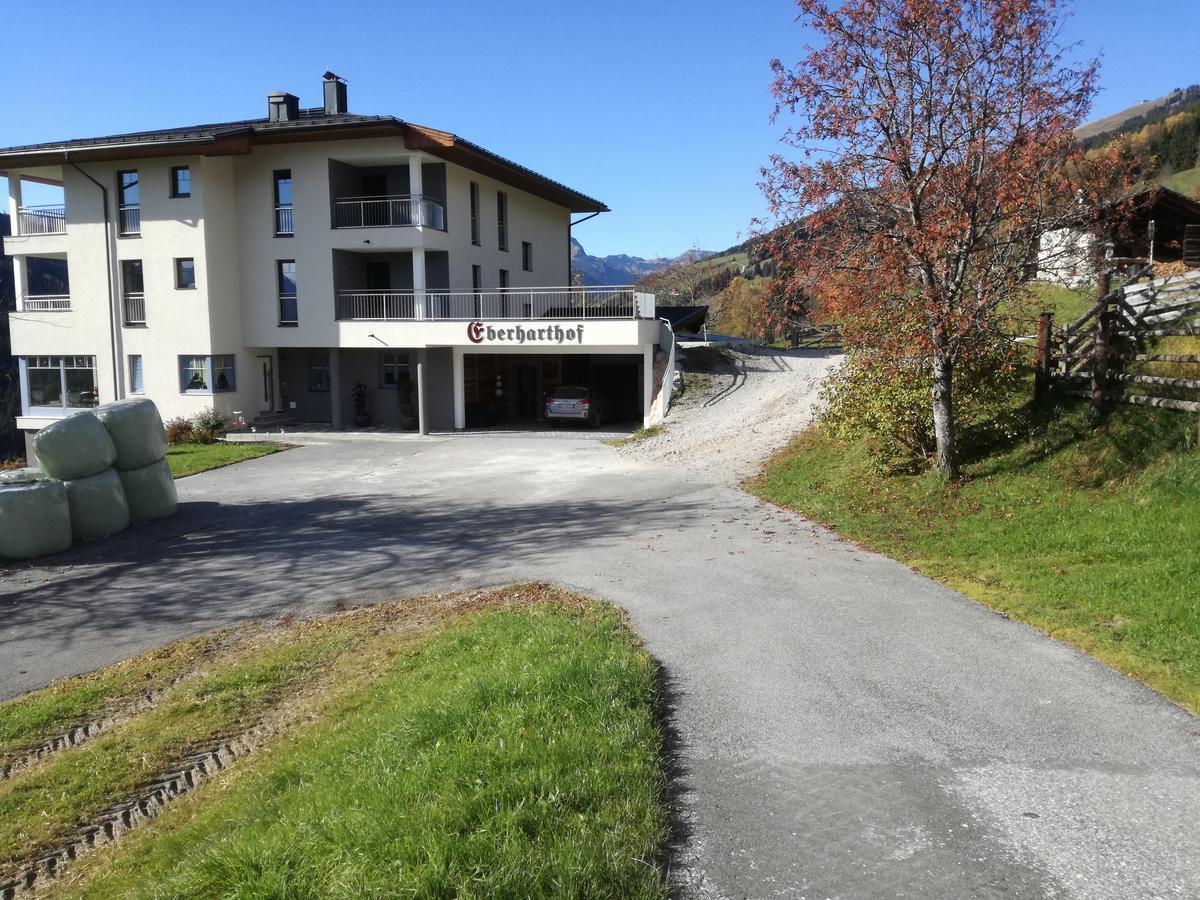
top-left (164, 417), bottom-right (196, 446)
top-left (192, 408), bottom-right (228, 444)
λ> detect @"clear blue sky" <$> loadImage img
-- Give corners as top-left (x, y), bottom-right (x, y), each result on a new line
top-left (1, 0), bottom-right (1197, 258)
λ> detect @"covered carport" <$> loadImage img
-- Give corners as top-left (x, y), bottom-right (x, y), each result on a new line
top-left (459, 352), bottom-right (644, 429)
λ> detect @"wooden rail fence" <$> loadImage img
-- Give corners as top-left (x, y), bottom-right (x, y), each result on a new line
top-left (1036, 266), bottom-right (1200, 414)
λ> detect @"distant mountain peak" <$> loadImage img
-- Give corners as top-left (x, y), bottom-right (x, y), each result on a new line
top-left (569, 238), bottom-right (716, 286)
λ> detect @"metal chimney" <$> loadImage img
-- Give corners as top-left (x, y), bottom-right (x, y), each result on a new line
top-left (267, 91), bottom-right (300, 122)
top-left (322, 72), bottom-right (348, 115)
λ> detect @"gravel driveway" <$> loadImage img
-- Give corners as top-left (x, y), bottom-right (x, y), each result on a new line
top-left (2, 346), bottom-right (1198, 899)
top-left (622, 346), bottom-right (842, 482)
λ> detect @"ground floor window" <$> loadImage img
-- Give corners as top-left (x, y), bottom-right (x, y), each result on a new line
top-left (379, 351), bottom-right (410, 387)
top-left (129, 355), bottom-right (144, 393)
top-left (179, 354), bottom-right (236, 393)
top-left (24, 356), bottom-right (99, 410)
top-left (308, 352), bottom-right (331, 392)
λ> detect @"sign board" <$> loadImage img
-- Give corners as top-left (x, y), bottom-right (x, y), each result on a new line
top-left (466, 322), bottom-right (586, 345)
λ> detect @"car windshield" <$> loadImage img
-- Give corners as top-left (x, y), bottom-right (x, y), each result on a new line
top-left (551, 387), bottom-right (589, 400)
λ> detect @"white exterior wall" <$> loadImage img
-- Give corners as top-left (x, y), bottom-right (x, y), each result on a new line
top-left (6, 132), bottom-right (648, 435)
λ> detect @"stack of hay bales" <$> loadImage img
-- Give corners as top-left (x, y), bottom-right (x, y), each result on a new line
top-left (95, 399), bottom-right (177, 523)
top-left (0, 470), bottom-right (73, 559)
top-left (32, 412), bottom-right (129, 542)
top-left (0, 399), bottom-right (178, 560)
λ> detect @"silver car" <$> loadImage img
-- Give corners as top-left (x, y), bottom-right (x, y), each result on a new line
top-left (544, 385), bottom-right (604, 427)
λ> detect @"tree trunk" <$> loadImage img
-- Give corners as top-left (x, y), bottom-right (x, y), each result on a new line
top-left (930, 352), bottom-right (959, 479)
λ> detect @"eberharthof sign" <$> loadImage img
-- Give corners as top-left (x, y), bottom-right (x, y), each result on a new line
top-left (466, 322), bottom-right (586, 345)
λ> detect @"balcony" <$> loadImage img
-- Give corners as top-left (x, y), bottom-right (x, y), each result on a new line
top-left (118, 205), bottom-right (140, 236)
top-left (17, 206), bottom-right (66, 235)
top-left (123, 292), bottom-right (146, 326)
top-left (336, 286), bottom-right (654, 321)
top-left (22, 294), bottom-right (71, 312)
top-left (332, 194), bottom-right (446, 231)
top-left (275, 205), bottom-right (294, 236)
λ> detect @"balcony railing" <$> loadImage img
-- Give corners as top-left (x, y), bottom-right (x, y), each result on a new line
top-left (118, 205), bottom-right (140, 235)
top-left (17, 205), bottom-right (66, 235)
top-left (332, 194), bottom-right (446, 230)
top-left (335, 286), bottom-right (653, 321)
top-left (123, 292), bottom-right (146, 325)
top-left (275, 205), bottom-right (294, 235)
top-left (279, 293), bottom-right (298, 325)
top-left (22, 294), bottom-right (71, 312)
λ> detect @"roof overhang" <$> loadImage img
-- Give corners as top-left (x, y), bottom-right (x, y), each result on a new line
top-left (0, 118), bottom-right (608, 213)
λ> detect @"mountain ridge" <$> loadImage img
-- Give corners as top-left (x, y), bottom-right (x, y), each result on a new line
top-left (569, 238), bottom-right (715, 286)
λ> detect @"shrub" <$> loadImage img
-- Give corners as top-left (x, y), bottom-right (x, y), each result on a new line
top-left (821, 338), bottom-right (1025, 473)
top-left (192, 408), bottom-right (228, 444)
top-left (164, 417), bottom-right (196, 446)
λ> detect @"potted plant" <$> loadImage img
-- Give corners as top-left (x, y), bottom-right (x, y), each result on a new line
top-left (350, 381), bottom-right (371, 427)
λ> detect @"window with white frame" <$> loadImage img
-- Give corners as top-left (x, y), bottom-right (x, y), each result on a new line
top-left (129, 355), bottom-right (144, 393)
top-left (24, 356), bottom-right (99, 410)
top-left (380, 351), bottom-right (410, 387)
top-left (179, 355), bottom-right (235, 393)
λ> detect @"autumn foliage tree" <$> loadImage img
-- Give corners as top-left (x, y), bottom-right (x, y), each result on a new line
top-left (762, 0), bottom-right (1125, 478)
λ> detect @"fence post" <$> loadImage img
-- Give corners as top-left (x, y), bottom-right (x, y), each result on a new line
top-left (1034, 311), bottom-right (1053, 402)
top-left (1091, 272), bottom-right (1112, 413)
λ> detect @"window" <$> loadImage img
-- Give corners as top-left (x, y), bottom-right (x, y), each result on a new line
top-left (308, 352), bottom-right (331, 392)
top-left (522, 241), bottom-right (533, 272)
top-left (121, 260), bottom-right (145, 325)
top-left (472, 264), bottom-right (482, 292)
top-left (277, 260), bottom-right (297, 325)
top-left (274, 169), bottom-right (293, 235)
top-left (179, 355), bottom-right (235, 393)
top-left (380, 351), bottom-right (410, 387)
top-left (25, 356), bottom-right (99, 410)
top-left (129, 355), bottom-right (144, 393)
top-left (499, 268), bottom-right (509, 288)
top-left (175, 258), bottom-right (196, 289)
top-left (497, 191), bottom-right (508, 251)
top-left (170, 166), bottom-right (191, 198)
top-left (117, 170), bottom-right (140, 235)
top-left (469, 181), bottom-right (480, 246)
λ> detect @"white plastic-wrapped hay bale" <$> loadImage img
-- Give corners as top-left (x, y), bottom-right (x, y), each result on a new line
top-left (64, 468), bottom-right (130, 541)
top-left (94, 399), bottom-right (169, 471)
top-left (32, 412), bottom-right (117, 481)
top-left (0, 477), bottom-right (73, 559)
top-left (118, 458), bottom-right (178, 523)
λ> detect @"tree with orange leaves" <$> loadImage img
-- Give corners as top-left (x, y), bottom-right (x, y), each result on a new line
top-left (761, 0), bottom-right (1126, 478)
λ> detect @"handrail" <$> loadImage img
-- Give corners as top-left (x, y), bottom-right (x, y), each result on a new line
top-left (21, 294), bottom-right (71, 312)
top-left (335, 286), bottom-right (652, 321)
top-left (331, 194), bottom-right (446, 230)
top-left (16, 205), bottom-right (66, 235)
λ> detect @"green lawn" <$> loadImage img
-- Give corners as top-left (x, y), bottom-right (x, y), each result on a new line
top-left (166, 441), bottom-right (286, 478)
top-left (748, 398), bottom-right (1200, 715)
top-left (3, 588), bottom-right (669, 898)
top-left (1162, 165), bottom-right (1200, 199)
top-left (1025, 281), bottom-right (1094, 327)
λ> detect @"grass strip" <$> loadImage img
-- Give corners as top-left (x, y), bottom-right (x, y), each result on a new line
top-left (166, 442), bottom-right (286, 478)
top-left (748, 398), bottom-right (1200, 714)
top-left (0, 620), bottom-right (365, 878)
top-left (0, 634), bottom-right (218, 762)
top-left (55, 598), bottom-right (668, 899)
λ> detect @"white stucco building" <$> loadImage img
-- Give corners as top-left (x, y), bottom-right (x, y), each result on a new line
top-left (2, 74), bottom-right (665, 456)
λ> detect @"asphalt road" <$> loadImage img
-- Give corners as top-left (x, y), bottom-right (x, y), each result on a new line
top-left (2, 434), bottom-right (1198, 898)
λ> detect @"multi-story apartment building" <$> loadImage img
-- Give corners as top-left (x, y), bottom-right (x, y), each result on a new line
top-left (1, 74), bottom-right (664, 457)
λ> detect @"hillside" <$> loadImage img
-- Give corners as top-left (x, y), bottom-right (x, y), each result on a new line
top-left (569, 238), bottom-right (713, 286)
top-left (1075, 87), bottom-right (1198, 141)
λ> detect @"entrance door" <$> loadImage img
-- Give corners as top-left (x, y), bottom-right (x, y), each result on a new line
top-left (515, 362), bottom-right (539, 420)
top-left (257, 355), bottom-right (274, 413)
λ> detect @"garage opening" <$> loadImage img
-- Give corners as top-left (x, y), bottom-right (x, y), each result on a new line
top-left (463, 353), bottom-right (643, 429)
